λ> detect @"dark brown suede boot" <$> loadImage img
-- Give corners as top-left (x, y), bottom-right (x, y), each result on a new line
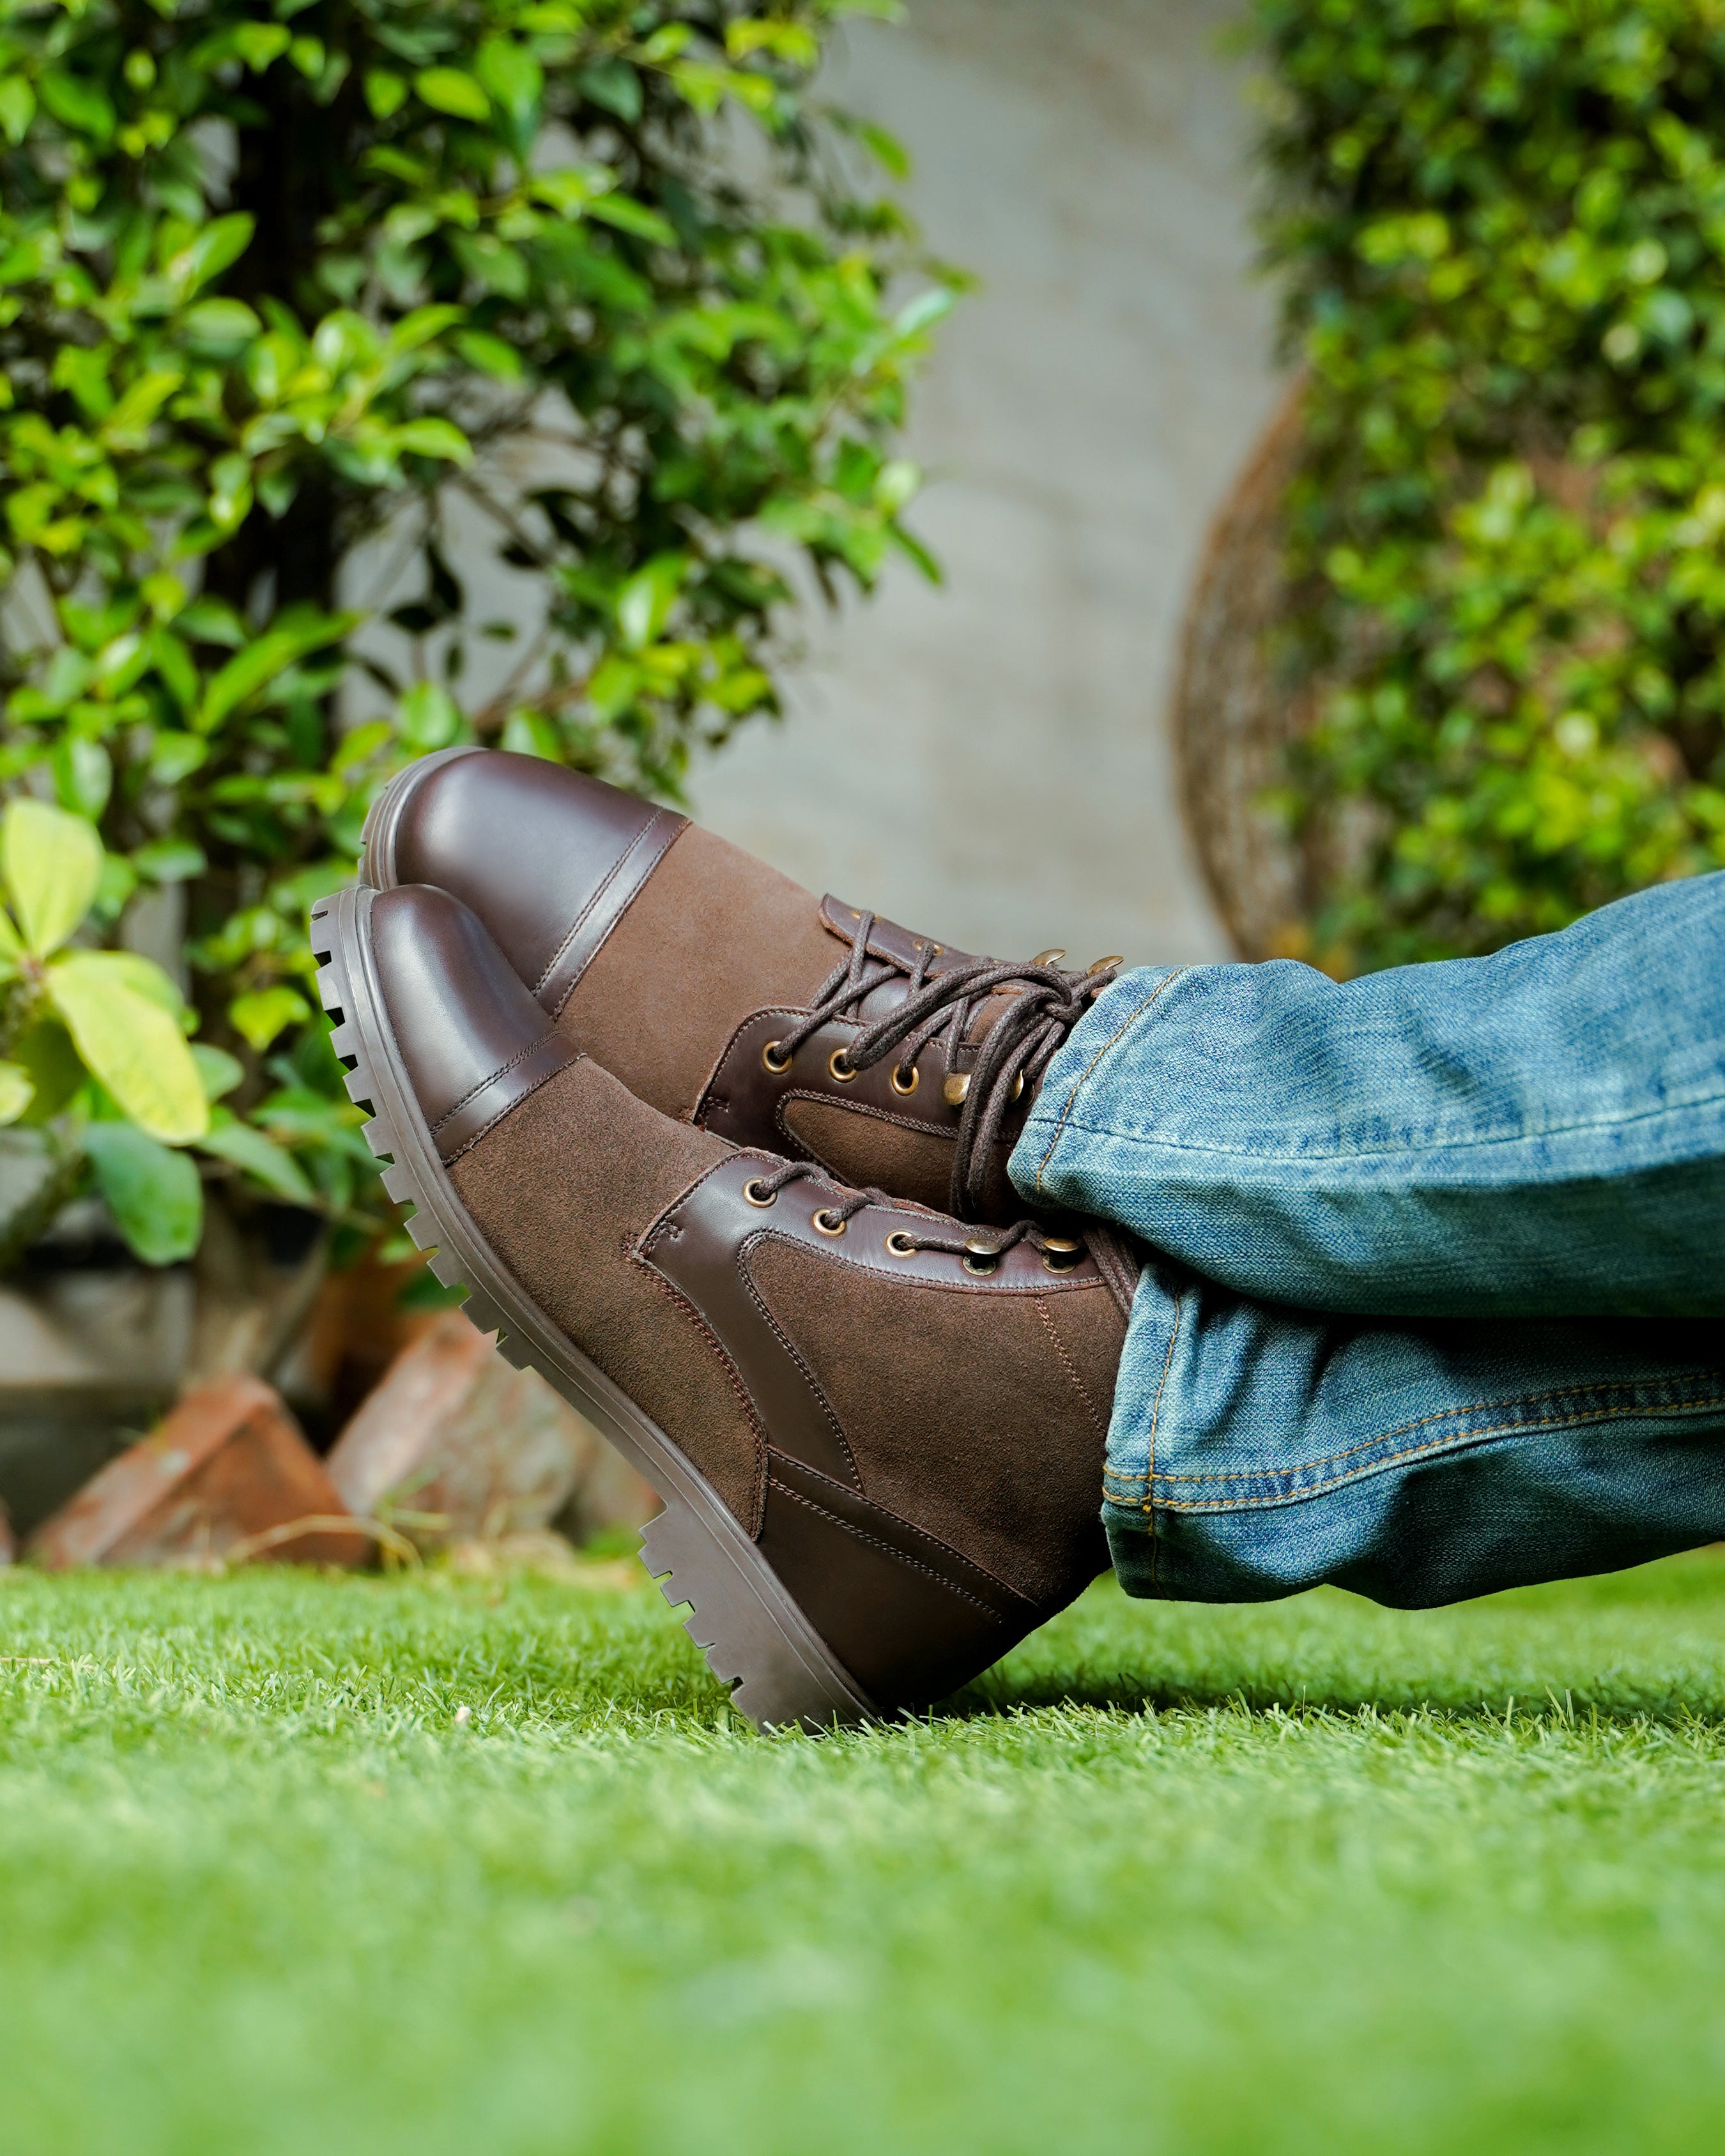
top-left (311, 882), bottom-right (1134, 1730)
top-left (360, 748), bottom-right (1122, 1222)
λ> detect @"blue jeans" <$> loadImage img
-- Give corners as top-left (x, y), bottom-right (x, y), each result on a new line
top-left (1009, 874), bottom-right (1725, 1605)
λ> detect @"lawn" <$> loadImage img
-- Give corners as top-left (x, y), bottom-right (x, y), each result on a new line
top-left (3, 1554), bottom-right (1725, 2156)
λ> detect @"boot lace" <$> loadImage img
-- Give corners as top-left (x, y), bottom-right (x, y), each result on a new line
top-left (763, 912), bottom-right (1123, 1219)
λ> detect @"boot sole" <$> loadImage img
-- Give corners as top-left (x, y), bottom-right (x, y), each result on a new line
top-left (310, 885), bottom-right (877, 1734)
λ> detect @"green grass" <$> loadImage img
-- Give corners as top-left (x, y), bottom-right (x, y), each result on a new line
top-left (4, 1556), bottom-right (1725, 2156)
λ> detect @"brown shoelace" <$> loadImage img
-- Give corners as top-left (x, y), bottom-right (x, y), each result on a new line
top-left (741, 1160), bottom-right (1145, 1319)
top-left (765, 912), bottom-right (1123, 1219)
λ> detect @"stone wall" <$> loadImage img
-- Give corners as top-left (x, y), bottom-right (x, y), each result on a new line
top-left (693, 0), bottom-right (1285, 967)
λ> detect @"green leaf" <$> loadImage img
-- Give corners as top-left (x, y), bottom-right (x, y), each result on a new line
top-left (58, 949), bottom-right (186, 1018)
top-left (38, 71), bottom-right (115, 144)
top-left (52, 735), bottom-right (112, 821)
top-left (8, 1020), bottom-right (83, 1124)
top-left (228, 987), bottom-right (312, 1054)
top-left (191, 1044), bottom-right (245, 1102)
top-left (397, 682), bottom-right (463, 751)
top-left (196, 612), bottom-right (356, 733)
top-left (585, 196), bottom-right (678, 247)
top-left (133, 839), bottom-right (208, 884)
top-left (0, 1062), bottom-right (34, 1126)
top-left (616, 553), bottom-right (688, 650)
top-left (365, 71), bottom-right (408, 119)
top-left (199, 1113), bottom-right (316, 1204)
top-left (578, 60), bottom-right (642, 123)
top-left (182, 299), bottom-right (261, 348)
top-left (48, 957), bottom-right (211, 1145)
top-left (0, 77), bottom-right (35, 146)
top-left (452, 330), bottom-right (524, 381)
top-left (417, 68), bottom-right (491, 122)
top-left (1, 800), bottom-right (103, 957)
top-left (390, 418), bottom-right (474, 466)
top-left (82, 1122), bottom-right (203, 1266)
top-left (167, 215), bottom-right (256, 297)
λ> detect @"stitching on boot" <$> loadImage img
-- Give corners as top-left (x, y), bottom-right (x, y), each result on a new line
top-left (440, 1051), bottom-right (573, 1166)
top-left (737, 1235), bottom-right (860, 1486)
top-left (1034, 1294), bottom-right (1107, 1447)
top-left (774, 1452), bottom-right (1031, 1607)
top-left (766, 1476), bottom-right (1003, 1616)
top-left (539, 810), bottom-right (682, 1010)
top-left (432, 1036), bottom-right (563, 1133)
top-left (630, 1250), bottom-right (770, 1535)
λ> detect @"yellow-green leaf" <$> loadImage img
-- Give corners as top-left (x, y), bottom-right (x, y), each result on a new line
top-left (47, 956), bottom-right (210, 1144)
top-left (0, 799), bottom-right (103, 957)
top-left (417, 68), bottom-right (491, 121)
top-left (228, 986), bottom-right (312, 1053)
top-left (0, 1061), bottom-right (33, 1126)
top-left (52, 947), bottom-right (186, 1017)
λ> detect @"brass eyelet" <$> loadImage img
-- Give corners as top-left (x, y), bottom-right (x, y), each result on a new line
top-left (962, 1238), bottom-right (1002, 1276)
top-left (742, 1177), bottom-right (778, 1208)
top-left (890, 1063), bottom-right (920, 1097)
top-left (762, 1040), bottom-right (793, 1074)
top-left (1087, 954), bottom-right (1124, 975)
top-left (885, 1230), bottom-right (918, 1258)
top-left (813, 1207), bottom-right (848, 1237)
top-left (828, 1048), bottom-right (859, 1083)
top-left (1040, 1235), bottom-right (1082, 1274)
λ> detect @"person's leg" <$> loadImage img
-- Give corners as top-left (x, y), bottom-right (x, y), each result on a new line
top-left (1015, 871), bottom-right (1725, 1319)
top-left (1100, 1254), bottom-right (1725, 1604)
top-left (1011, 873), bottom-right (1725, 1602)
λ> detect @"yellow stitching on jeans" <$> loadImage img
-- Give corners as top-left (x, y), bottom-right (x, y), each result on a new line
top-left (1045, 1082), bottom-right (1725, 1166)
top-left (1101, 1370), bottom-right (1725, 1484)
top-left (1130, 1391), bottom-right (1725, 1511)
top-left (1142, 1285), bottom-right (1184, 1540)
top-left (1031, 970), bottom-right (1186, 1197)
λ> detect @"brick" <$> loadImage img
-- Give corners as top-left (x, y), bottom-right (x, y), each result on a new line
top-left (27, 1375), bottom-right (370, 1571)
top-left (326, 1311), bottom-right (654, 1549)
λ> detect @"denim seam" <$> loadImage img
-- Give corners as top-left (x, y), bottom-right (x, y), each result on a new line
top-left (1103, 1369), bottom-right (1725, 1485)
top-left (1043, 1083), bottom-right (1725, 1168)
top-left (1142, 1278), bottom-right (1184, 1589)
top-left (1105, 1390), bottom-right (1725, 1513)
top-left (1030, 971), bottom-right (1186, 1197)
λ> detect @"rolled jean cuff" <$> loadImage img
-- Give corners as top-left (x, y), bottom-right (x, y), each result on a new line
top-left (1101, 1257), bottom-right (1725, 1607)
top-left (1008, 965), bottom-right (1184, 1218)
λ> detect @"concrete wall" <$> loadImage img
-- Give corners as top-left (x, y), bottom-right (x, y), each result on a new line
top-left (691, 0), bottom-right (1284, 967)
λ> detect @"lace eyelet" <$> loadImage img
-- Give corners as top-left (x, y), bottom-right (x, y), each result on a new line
top-left (813, 1207), bottom-right (848, 1237)
top-left (962, 1239), bottom-right (1002, 1276)
top-left (762, 1040), bottom-right (793, 1074)
top-left (885, 1230), bottom-right (919, 1258)
top-left (890, 1063), bottom-right (919, 1097)
top-left (1040, 1236), bottom-right (1082, 1274)
top-left (742, 1177), bottom-right (778, 1208)
top-left (828, 1048), bottom-right (859, 1083)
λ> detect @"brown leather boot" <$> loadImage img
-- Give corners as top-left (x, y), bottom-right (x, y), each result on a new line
top-left (360, 748), bottom-right (1122, 1222)
top-left (311, 881), bottom-right (1134, 1729)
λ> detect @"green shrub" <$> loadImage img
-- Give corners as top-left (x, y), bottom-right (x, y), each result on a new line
top-left (0, 0), bottom-right (949, 1262)
top-left (1252, 0), bottom-right (1725, 970)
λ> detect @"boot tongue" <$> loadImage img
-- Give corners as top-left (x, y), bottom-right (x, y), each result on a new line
top-left (817, 897), bottom-right (1046, 1050)
top-left (819, 895), bottom-right (976, 975)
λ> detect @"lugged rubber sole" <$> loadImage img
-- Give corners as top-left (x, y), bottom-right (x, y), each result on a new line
top-left (309, 885), bottom-right (877, 1734)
